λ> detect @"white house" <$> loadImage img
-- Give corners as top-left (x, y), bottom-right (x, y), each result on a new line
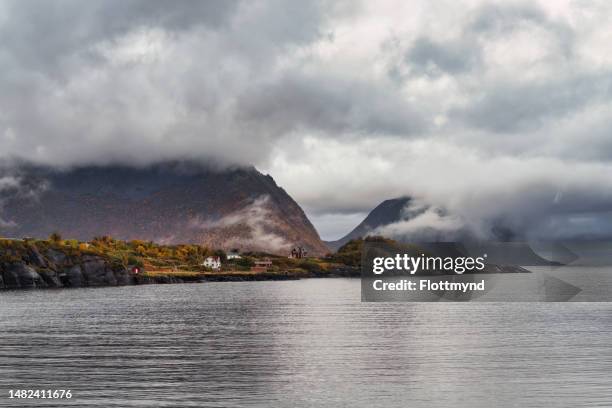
top-left (202, 256), bottom-right (222, 270)
top-left (227, 251), bottom-right (242, 260)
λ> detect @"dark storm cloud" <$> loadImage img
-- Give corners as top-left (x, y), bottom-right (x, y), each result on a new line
top-left (238, 72), bottom-right (427, 136)
top-left (468, 2), bottom-right (575, 51)
top-left (470, 2), bottom-right (549, 31)
top-left (0, 0), bottom-right (352, 167)
top-left (1, 0), bottom-right (612, 240)
top-left (402, 3), bottom-right (567, 77)
top-left (404, 3), bottom-right (573, 77)
top-left (455, 72), bottom-right (612, 133)
top-left (406, 37), bottom-right (480, 76)
top-left (449, 3), bottom-right (593, 133)
top-left (398, 2), bottom-right (607, 135)
top-left (0, 0), bottom-right (239, 75)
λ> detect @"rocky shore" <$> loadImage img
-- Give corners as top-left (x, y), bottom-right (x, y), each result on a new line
top-left (0, 244), bottom-right (132, 289)
top-left (0, 241), bottom-right (361, 290)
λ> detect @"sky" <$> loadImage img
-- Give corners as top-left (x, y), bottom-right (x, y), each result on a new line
top-left (1, 0), bottom-right (612, 240)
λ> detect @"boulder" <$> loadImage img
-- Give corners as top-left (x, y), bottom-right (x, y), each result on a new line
top-left (65, 265), bottom-right (85, 287)
top-left (38, 268), bottom-right (63, 288)
top-left (113, 267), bottom-right (131, 285)
top-left (2, 263), bottom-right (47, 288)
top-left (25, 247), bottom-right (47, 268)
top-left (81, 258), bottom-right (117, 286)
top-left (0, 246), bottom-right (139, 290)
top-left (45, 249), bottom-right (67, 265)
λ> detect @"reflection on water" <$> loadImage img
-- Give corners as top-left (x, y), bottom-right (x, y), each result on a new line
top-left (1, 279), bottom-right (612, 407)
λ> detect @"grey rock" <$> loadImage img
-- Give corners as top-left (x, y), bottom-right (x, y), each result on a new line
top-left (38, 269), bottom-right (63, 288)
top-left (114, 267), bottom-right (131, 285)
top-left (81, 258), bottom-right (117, 286)
top-left (2, 263), bottom-right (47, 288)
top-left (45, 249), bottom-right (67, 265)
top-left (26, 247), bottom-right (47, 268)
top-left (65, 265), bottom-right (85, 287)
top-left (1, 247), bottom-right (138, 290)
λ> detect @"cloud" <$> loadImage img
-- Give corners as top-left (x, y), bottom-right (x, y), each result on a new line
top-left (0, 176), bottom-right (19, 228)
top-left (405, 37), bottom-right (481, 76)
top-left (0, 0), bottom-right (342, 167)
top-left (189, 195), bottom-right (293, 252)
top-left (1, 0), bottom-right (612, 240)
top-left (269, 137), bottom-right (612, 240)
top-left (374, 200), bottom-right (468, 241)
top-left (0, 170), bottom-right (49, 228)
top-left (453, 71), bottom-right (612, 133)
top-left (238, 71), bottom-right (427, 137)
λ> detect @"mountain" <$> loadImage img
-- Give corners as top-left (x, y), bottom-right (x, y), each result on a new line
top-left (325, 197), bottom-right (411, 251)
top-left (326, 198), bottom-right (556, 266)
top-left (0, 162), bottom-right (329, 255)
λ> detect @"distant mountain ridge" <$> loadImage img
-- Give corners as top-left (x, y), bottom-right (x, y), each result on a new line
top-left (0, 162), bottom-right (329, 255)
top-left (327, 198), bottom-right (557, 266)
top-left (325, 197), bottom-right (411, 251)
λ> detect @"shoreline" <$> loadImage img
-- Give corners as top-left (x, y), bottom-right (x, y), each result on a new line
top-left (0, 269), bottom-right (362, 291)
top-left (0, 238), bottom-right (361, 290)
top-left (1, 238), bottom-right (529, 291)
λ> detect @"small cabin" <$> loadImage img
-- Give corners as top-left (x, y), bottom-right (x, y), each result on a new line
top-left (227, 251), bottom-right (242, 260)
top-left (202, 256), bottom-right (222, 270)
top-left (255, 258), bottom-right (272, 267)
top-left (251, 257), bottom-right (272, 272)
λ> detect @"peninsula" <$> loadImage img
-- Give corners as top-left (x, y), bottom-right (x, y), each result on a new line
top-left (0, 235), bottom-right (359, 289)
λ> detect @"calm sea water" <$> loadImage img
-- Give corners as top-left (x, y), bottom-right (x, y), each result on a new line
top-left (1, 278), bottom-right (612, 407)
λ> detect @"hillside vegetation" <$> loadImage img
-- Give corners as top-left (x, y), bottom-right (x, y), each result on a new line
top-left (0, 234), bottom-right (363, 289)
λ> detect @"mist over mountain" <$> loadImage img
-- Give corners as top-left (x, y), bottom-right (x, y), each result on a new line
top-left (325, 198), bottom-right (413, 251)
top-left (326, 196), bottom-right (520, 251)
top-left (0, 162), bottom-right (329, 255)
top-left (3, 1), bottom-right (612, 240)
